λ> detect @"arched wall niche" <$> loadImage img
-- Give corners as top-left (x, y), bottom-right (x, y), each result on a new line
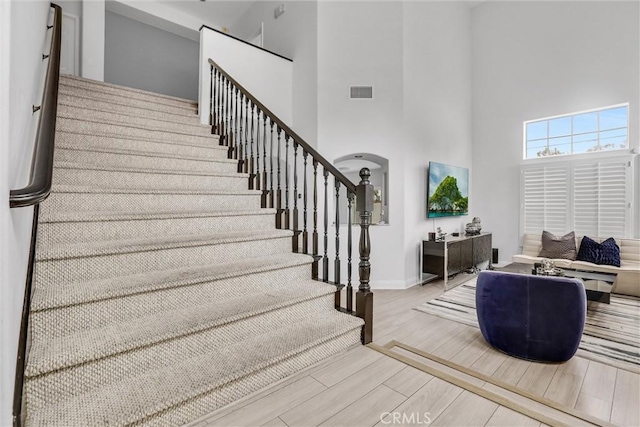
top-left (334, 152), bottom-right (389, 225)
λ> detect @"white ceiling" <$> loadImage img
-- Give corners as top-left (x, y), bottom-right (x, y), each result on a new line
top-left (160, 0), bottom-right (257, 29)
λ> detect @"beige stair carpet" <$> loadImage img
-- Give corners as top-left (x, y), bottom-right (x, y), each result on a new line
top-left (24, 75), bottom-right (363, 426)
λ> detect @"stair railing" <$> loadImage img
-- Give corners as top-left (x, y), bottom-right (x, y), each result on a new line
top-left (9, 4), bottom-right (62, 427)
top-left (208, 58), bottom-right (374, 344)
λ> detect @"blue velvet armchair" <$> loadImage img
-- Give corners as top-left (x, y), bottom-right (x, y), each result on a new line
top-left (476, 270), bottom-right (586, 362)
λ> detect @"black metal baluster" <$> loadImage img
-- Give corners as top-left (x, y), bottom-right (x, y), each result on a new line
top-left (237, 93), bottom-right (244, 172)
top-left (219, 76), bottom-right (225, 145)
top-left (218, 76), bottom-right (225, 145)
top-left (251, 103), bottom-right (258, 191)
top-left (284, 134), bottom-right (290, 230)
top-left (347, 191), bottom-right (354, 312)
top-left (292, 141), bottom-right (299, 251)
top-left (262, 115), bottom-right (268, 198)
top-left (275, 127), bottom-right (283, 228)
top-left (335, 180), bottom-right (341, 285)
top-left (209, 65), bottom-right (214, 126)
top-left (229, 88), bottom-right (236, 159)
top-left (216, 71), bottom-right (221, 134)
top-left (232, 88), bottom-right (238, 161)
top-left (224, 80), bottom-right (233, 148)
top-left (302, 150), bottom-right (309, 254)
top-left (221, 77), bottom-right (226, 145)
top-left (268, 119), bottom-right (274, 209)
top-left (323, 168), bottom-right (329, 282)
top-left (213, 68), bottom-right (218, 132)
top-left (334, 180), bottom-right (343, 308)
top-left (249, 102), bottom-right (255, 190)
top-left (312, 159), bottom-right (319, 279)
top-left (243, 94), bottom-right (253, 173)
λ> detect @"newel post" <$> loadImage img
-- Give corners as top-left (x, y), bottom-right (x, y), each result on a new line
top-left (356, 168), bottom-right (373, 344)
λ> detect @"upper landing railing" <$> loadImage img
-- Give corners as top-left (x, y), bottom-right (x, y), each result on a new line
top-left (208, 58), bottom-right (374, 344)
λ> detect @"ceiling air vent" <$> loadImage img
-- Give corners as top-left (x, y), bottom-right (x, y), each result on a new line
top-left (349, 86), bottom-right (373, 100)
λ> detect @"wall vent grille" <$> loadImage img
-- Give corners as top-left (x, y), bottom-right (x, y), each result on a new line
top-left (349, 86), bottom-right (373, 99)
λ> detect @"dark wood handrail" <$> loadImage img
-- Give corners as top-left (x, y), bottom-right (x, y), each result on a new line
top-left (12, 5), bottom-right (61, 427)
top-left (9, 3), bottom-right (62, 208)
top-left (208, 58), bottom-right (357, 194)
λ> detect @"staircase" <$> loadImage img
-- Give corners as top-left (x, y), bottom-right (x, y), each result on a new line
top-left (24, 75), bottom-right (364, 426)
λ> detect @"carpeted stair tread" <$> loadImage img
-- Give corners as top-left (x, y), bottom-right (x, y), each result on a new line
top-left (39, 208), bottom-right (277, 224)
top-left (58, 82), bottom-right (198, 117)
top-left (31, 252), bottom-right (312, 310)
top-left (36, 229), bottom-right (293, 261)
top-left (57, 108), bottom-right (211, 137)
top-left (26, 280), bottom-right (340, 376)
top-left (57, 92), bottom-right (202, 124)
top-left (53, 161), bottom-right (247, 178)
top-left (54, 162), bottom-right (249, 179)
top-left (54, 147), bottom-right (235, 174)
top-left (37, 208), bottom-right (278, 244)
top-left (56, 128), bottom-right (221, 151)
top-left (60, 75), bottom-right (197, 108)
top-left (48, 184), bottom-right (260, 196)
top-left (58, 103), bottom-right (211, 135)
top-left (27, 315), bottom-right (363, 427)
top-left (56, 142), bottom-right (227, 159)
top-left (57, 117), bottom-right (214, 146)
top-left (41, 187), bottom-right (262, 214)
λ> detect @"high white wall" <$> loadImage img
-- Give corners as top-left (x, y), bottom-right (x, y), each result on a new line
top-left (105, 11), bottom-right (200, 100)
top-left (1, 0), bottom-right (52, 423)
top-left (402, 1), bottom-right (472, 284)
top-left (199, 27), bottom-right (293, 126)
top-left (231, 1), bottom-right (318, 146)
top-left (317, 1), bottom-right (406, 288)
top-left (471, 1), bottom-right (640, 263)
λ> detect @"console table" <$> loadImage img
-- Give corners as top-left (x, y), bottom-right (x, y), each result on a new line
top-left (421, 233), bottom-right (492, 289)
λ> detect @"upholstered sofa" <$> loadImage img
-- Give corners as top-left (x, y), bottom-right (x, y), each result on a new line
top-left (513, 233), bottom-right (640, 297)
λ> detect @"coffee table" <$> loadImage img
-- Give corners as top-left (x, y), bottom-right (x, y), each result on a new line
top-left (497, 262), bottom-right (617, 304)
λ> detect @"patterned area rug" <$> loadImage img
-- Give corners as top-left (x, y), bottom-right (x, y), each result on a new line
top-left (415, 278), bottom-right (640, 373)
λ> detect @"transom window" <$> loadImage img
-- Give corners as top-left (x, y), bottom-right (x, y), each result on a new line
top-left (524, 104), bottom-right (628, 159)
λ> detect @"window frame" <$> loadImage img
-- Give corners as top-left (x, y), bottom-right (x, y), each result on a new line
top-left (523, 103), bottom-right (629, 160)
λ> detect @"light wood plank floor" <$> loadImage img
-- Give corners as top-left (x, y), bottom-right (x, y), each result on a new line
top-left (186, 277), bottom-right (640, 427)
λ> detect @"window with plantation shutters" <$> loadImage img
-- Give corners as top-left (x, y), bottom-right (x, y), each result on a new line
top-left (522, 165), bottom-right (570, 236)
top-left (521, 155), bottom-right (633, 238)
top-left (573, 159), bottom-right (630, 237)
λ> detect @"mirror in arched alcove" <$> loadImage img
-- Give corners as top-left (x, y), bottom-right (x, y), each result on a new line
top-left (334, 153), bottom-right (389, 225)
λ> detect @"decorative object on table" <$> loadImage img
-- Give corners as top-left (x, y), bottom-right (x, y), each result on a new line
top-left (427, 161), bottom-right (469, 218)
top-left (476, 271), bottom-right (586, 362)
top-left (436, 227), bottom-right (447, 241)
top-left (465, 217), bottom-right (482, 235)
top-left (538, 230), bottom-right (577, 260)
top-left (536, 258), bottom-right (565, 276)
top-left (428, 232), bottom-right (436, 241)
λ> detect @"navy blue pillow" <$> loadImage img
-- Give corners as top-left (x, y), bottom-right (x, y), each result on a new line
top-left (577, 236), bottom-right (621, 267)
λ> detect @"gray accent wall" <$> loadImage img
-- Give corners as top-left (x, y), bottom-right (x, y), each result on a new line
top-left (105, 11), bottom-right (199, 100)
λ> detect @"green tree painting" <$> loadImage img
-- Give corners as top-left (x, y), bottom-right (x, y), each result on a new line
top-left (428, 163), bottom-right (469, 217)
